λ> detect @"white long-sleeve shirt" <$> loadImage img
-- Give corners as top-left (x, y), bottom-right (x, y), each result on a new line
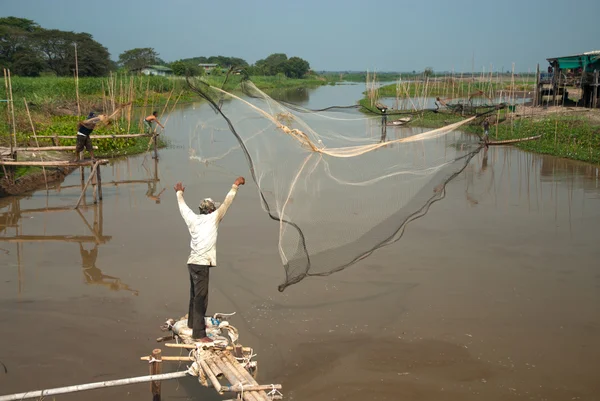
top-left (177, 185), bottom-right (238, 266)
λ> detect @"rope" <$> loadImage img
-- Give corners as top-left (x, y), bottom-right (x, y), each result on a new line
top-left (148, 357), bottom-right (162, 364)
top-left (267, 384), bottom-right (283, 399)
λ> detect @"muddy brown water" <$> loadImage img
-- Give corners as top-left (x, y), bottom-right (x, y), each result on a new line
top-left (1, 84), bottom-right (600, 401)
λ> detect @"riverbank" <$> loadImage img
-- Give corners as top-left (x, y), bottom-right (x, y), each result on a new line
top-left (0, 74), bottom-right (327, 196)
top-left (374, 102), bottom-right (600, 164)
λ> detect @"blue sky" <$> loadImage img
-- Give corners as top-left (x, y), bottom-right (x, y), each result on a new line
top-left (2, 0), bottom-right (598, 72)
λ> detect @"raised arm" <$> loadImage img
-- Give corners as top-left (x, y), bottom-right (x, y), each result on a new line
top-left (174, 182), bottom-right (196, 227)
top-left (216, 177), bottom-right (245, 222)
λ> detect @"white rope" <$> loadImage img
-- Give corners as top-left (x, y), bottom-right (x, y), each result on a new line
top-left (214, 311), bottom-right (236, 318)
top-left (267, 384), bottom-right (283, 399)
top-left (148, 357), bottom-right (162, 364)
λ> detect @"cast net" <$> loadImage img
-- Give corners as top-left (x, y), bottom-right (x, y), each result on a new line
top-left (186, 77), bottom-right (482, 291)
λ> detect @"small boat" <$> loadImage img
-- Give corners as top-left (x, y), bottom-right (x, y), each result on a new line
top-left (485, 134), bottom-right (542, 146)
top-left (386, 117), bottom-right (412, 126)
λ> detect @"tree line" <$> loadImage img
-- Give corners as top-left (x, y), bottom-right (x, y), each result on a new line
top-left (1, 17), bottom-right (312, 79)
top-left (0, 17), bottom-right (111, 77)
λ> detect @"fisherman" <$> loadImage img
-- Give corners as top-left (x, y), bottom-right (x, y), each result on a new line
top-left (74, 112), bottom-right (104, 162)
top-left (144, 111), bottom-right (164, 134)
top-left (482, 118), bottom-right (490, 143)
top-left (174, 176), bottom-right (246, 343)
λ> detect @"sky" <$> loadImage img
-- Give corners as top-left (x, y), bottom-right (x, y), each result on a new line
top-left (1, 0), bottom-right (599, 73)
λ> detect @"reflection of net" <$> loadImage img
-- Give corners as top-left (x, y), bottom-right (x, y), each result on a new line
top-left (186, 78), bottom-right (482, 291)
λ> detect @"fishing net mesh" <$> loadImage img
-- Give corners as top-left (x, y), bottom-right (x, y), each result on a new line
top-left (186, 78), bottom-right (482, 291)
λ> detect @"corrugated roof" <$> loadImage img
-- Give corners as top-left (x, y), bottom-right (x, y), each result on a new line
top-left (547, 50), bottom-right (600, 61)
top-left (144, 65), bottom-right (173, 72)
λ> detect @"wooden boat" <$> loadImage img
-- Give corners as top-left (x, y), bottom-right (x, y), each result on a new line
top-left (484, 134), bottom-right (542, 146)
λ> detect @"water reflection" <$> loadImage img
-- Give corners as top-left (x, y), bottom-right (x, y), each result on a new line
top-left (0, 154), bottom-right (162, 297)
top-left (0, 198), bottom-right (140, 295)
top-left (463, 145), bottom-right (600, 225)
top-left (80, 243), bottom-right (138, 295)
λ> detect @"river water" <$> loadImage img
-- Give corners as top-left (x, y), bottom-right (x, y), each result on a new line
top-left (1, 83), bottom-right (600, 401)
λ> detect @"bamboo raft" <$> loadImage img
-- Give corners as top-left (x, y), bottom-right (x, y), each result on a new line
top-left (152, 314), bottom-right (283, 401)
top-left (0, 314), bottom-right (283, 401)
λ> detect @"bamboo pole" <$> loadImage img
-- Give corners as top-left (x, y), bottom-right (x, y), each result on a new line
top-left (74, 43), bottom-right (81, 117)
top-left (96, 159), bottom-right (103, 201)
top-left (3, 69), bottom-right (11, 155)
top-left (223, 353), bottom-right (270, 400)
top-left (149, 349), bottom-right (162, 401)
top-left (222, 384), bottom-right (282, 393)
top-left (140, 356), bottom-right (193, 362)
top-left (198, 359), bottom-right (223, 393)
top-left (0, 159), bottom-right (108, 167)
top-left (45, 134), bottom-right (151, 139)
top-left (7, 69), bottom-right (17, 151)
top-left (75, 161), bottom-right (100, 209)
top-left (8, 146), bottom-right (98, 151)
top-left (0, 235), bottom-right (111, 243)
top-left (211, 356), bottom-right (259, 401)
top-left (0, 371), bottom-right (189, 401)
top-left (23, 98), bottom-right (49, 191)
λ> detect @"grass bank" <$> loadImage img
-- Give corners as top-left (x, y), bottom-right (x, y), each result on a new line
top-left (365, 102), bottom-right (600, 164)
top-left (0, 73), bottom-right (328, 195)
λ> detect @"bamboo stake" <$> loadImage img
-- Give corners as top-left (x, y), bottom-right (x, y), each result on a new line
top-left (0, 371), bottom-right (189, 401)
top-left (74, 43), bottom-right (81, 117)
top-left (3, 69), bottom-right (11, 155)
top-left (75, 161), bottom-right (99, 209)
top-left (149, 349), bottom-right (162, 401)
top-left (7, 69), bottom-right (17, 151)
top-left (23, 98), bottom-right (48, 191)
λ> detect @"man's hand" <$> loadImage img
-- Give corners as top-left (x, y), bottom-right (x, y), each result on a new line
top-left (234, 177), bottom-right (245, 186)
top-left (174, 182), bottom-right (185, 193)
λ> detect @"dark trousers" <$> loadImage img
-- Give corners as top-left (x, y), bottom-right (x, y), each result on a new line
top-left (187, 264), bottom-right (210, 338)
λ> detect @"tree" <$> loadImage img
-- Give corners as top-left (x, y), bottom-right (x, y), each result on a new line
top-left (424, 67), bottom-right (434, 77)
top-left (170, 60), bottom-right (202, 76)
top-left (283, 56), bottom-right (310, 78)
top-left (32, 30), bottom-right (111, 76)
top-left (12, 49), bottom-right (45, 76)
top-left (255, 53), bottom-right (288, 76)
top-left (118, 47), bottom-right (159, 72)
top-left (0, 17), bottom-right (40, 70)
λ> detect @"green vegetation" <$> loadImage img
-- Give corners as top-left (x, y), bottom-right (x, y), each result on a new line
top-left (375, 79), bottom-right (536, 98)
top-left (475, 114), bottom-right (600, 164)
top-left (367, 106), bottom-right (600, 164)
